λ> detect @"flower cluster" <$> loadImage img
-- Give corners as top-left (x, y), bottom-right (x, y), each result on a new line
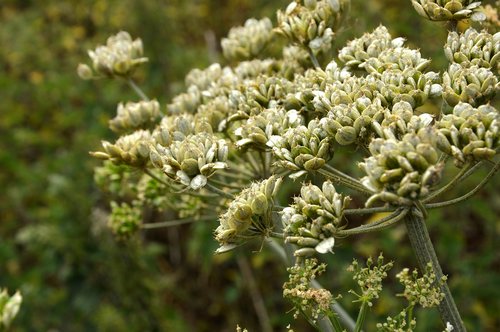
top-left (150, 132), bottom-right (228, 190)
top-left (215, 176), bottom-right (282, 251)
top-left (445, 28), bottom-right (500, 70)
top-left (109, 100), bottom-right (161, 133)
top-left (221, 18), bottom-right (274, 61)
top-left (277, 0), bottom-right (348, 55)
top-left (282, 181), bottom-right (350, 257)
top-left (108, 201), bottom-right (142, 238)
top-left (268, 119), bottom-right (334, 177)
top-left (359, 128), bottom-right (443, 206)
top-left (91, 130), bottom-right (153, 167)
top-left (78, 31), bottom-right (147, 79)
top-left (235, 108), bottom-right (303, 151)
top-left (411, 0), bottom-right (484, 22)
top-left (436, 102), bottom-right (499, 166)
top-left (347, 254), bottom-right (393, 306)
top-left (108, 202), bottom-right (142, 238)
top-left (442, 63), bottom-right (499, 107)
top-left (339, 25), bottom-right (398, 68)
top-left (396, 262), bottom-right (446, 308)
top-left (0, 289), bottom-right (22, 329)
top-left (283, 259), bottom-right (334, 322)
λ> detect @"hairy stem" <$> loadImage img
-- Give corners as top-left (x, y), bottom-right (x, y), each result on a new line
top-left (404, 211), bottom-right (465, 331)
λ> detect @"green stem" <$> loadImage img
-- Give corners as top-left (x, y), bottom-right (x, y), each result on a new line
top-left (324, 164), bottom-right (364, 188)
top-left (426, 161), bottom-right (499, 209)
top-left (354, 301), bottom-right (368, 332)
top-left (127, 78), bottom-right (149, 101)
top-left (208, 178), bottom-right (243, 190)
top-left (307, 48), bottom-right (321, 68)
top-left (404, 211), bottom-right (465, 331)
top-left (337, 208), bottom-right (408, 236)
top-left (423, 162), bottom-right (473, 203)
top-left (144, 168), bottom-right (170, 187)
top-left (142, 215), bottom-right (216, 229)
top-left (344, 206), bottom-right (396, 215)
top-left (205, 183), bottom-right (235, 199)
top-left (327, 312), bottom-right (344, 332)
top-left (318, 169), bottom-right (372, 195)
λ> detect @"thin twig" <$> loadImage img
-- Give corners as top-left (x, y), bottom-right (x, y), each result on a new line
top-left (344, 206), bottom-right (397, 215)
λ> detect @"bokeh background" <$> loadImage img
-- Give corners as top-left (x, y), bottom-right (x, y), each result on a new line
top-left (1, 0), bottom-right (498, 331)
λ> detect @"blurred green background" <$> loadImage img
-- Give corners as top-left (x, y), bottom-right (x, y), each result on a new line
top-left (0, 0), bottom-right (498, 331)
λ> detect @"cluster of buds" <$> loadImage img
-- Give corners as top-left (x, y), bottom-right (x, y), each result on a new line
top-left (374, 101), bottom-right (434, 140)
top-left (150, 132), bottom-right (228, 190)
top-left (235, 108), bottom-right (303, 151)
top-left (445, 28), bottom-right (500, 70)
top-left (396, 263), bottom-right (446, 308)
top-left (94, 161), bottom-right (139, 198)
top-left (91, 130), bottom-right (153, 167)
top-left (283, 259), bottom-right (333, 322)
top-left (137, 175), bottom-right (204, 218)
top-left (411, 0), bottom-right (484, 22)
top-left (282, 181), bottom-right (350, 257)
top-left (442, 64), bottom-right (499, 107)
top-left (436, 103), bottom-right (499, 166)
top-left (277, 0), bottom-right (348, 55)
top-left (0, 289), bottom-right (22, 329)
top-left (108, 201), bottom-right (142, 238)
top-left (362, 47), bottom-right (431, 74)
top-left (347, 254), bottom-right (393, 306)
top-left (318, 96), bottom-right (385, 145)
top-left (109, 100), bottom-right (161, 133)
top-left (268, 119), bottom-right (334, 178)
top-left (78, 31), bottom-right (147, 79)
top-left (221, 18), bottom-right (274, 61)
top-left (359, 128), bottom-right (443, 206)
top-left (339, 25), bottom-right (405, 69)
top-left (166, 86), bottom-right (202, 114)
top-left (185, 63), bottom-right (224, 90)
top-left (376, 68), bottom-right (442, 108)
top-left (215, 176), bottom-right (282, 251)
top-left (233, 59), bottom-right (277, 79)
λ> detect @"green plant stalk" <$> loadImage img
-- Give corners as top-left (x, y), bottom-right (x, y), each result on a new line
top-left (354, 300), bottom-right (368, 332)
top-left (404, 211), bottom-right (465, 331)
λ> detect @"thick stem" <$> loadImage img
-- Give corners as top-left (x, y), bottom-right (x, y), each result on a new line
top-left (404, 211), bottom-right (465, 331)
